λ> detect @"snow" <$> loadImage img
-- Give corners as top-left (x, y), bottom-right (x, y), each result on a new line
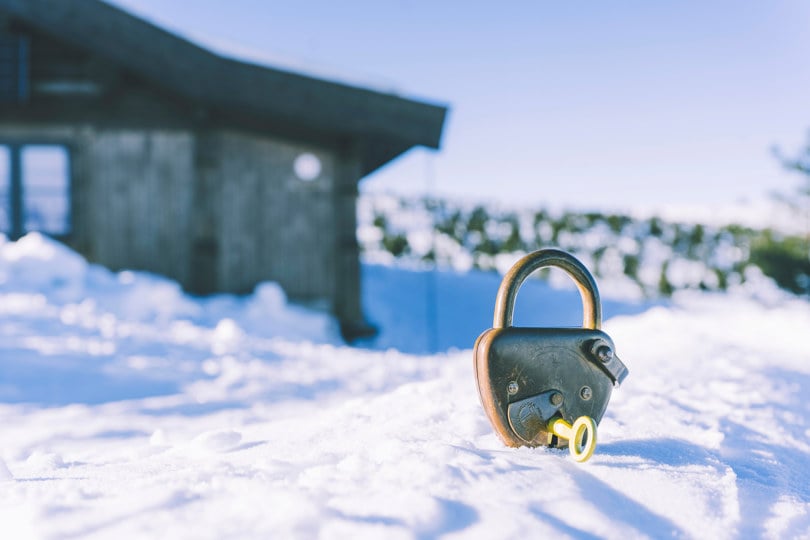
top-left (1, 234), bottom-right (810, 539)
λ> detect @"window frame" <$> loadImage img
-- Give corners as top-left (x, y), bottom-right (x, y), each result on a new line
top-left (0, 140), bottom-right (73, 241)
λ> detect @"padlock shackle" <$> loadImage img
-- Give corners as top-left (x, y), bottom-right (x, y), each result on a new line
top-left (493, 248), bottom-right (601, 330)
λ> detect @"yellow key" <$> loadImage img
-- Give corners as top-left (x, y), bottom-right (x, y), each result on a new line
top-left (547, 416), bottom-right (597, 462)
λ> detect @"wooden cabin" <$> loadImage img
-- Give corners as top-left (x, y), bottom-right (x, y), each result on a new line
top-left (0, 0), bottom-right (447, 337)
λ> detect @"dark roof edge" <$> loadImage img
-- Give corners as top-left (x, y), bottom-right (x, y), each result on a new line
top-left (0, 0), bottom-right (448, 155)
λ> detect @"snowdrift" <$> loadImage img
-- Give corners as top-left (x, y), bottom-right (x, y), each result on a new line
top-left (1, 234), bottom-right (809, 539)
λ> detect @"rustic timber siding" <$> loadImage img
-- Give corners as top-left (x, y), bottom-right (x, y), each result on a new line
top-left (202, 131), bottom-right (337, 304)
top-left (79, 130), bottom-right (195, 283)
top-left (79, 128), bottom-right (341, 307)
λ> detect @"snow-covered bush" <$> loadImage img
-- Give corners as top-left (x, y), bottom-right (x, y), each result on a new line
top-left (358, 193), bottom-right (809, 298)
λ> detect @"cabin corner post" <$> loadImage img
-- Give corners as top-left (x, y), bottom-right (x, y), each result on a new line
top-left (333, 142), bottom-right (373, 339)
top-left (188, 129), bottom-right (221, 295)
top-left (68, 132), bottom-right (90, 257)
top-left (8, 143), bottom-right (23, 240)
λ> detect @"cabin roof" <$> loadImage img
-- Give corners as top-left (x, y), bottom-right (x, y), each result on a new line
top-left (0, 0), bottom-right (448, 176)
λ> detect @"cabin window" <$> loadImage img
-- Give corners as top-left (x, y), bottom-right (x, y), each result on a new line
top-left (0, 144), bottom-right (71, 239)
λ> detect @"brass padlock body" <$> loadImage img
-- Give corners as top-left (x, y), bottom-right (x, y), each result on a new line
top-left (474, 327), bottom-right (615, 447)
top-left (473, 248), bottom-right (628, 449)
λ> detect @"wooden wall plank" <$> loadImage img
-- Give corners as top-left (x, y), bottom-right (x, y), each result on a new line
top-left (83, 129), bottom-right (194, 282)
top-left (213, 131), bottom-right (336, 303)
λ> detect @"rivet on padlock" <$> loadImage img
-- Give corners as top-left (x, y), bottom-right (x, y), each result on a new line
top-left (473, 248), bottom-right (629, 462)
top-left (547, 415), bottom-right (597, 462)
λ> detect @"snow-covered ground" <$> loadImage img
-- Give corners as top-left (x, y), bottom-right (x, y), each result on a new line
top-left (1, 234), bottom-right (809, 539)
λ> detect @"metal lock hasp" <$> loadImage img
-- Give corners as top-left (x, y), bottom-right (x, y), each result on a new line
top-left (473, 248), bottom-right (628, 451)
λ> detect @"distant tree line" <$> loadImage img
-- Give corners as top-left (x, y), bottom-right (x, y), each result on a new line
top-left (359, 195), bottom-right (810, 297)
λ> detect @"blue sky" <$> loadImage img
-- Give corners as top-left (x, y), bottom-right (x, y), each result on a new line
top-left (108, 0), bottom-right (810, 211)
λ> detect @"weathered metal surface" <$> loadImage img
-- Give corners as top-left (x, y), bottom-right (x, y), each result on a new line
top-left (473, 248), bottom-right (629, 449)
top-left (475, 327), bottom-right (618, 447)
top-left (507, 389), bottom-right (562, 445)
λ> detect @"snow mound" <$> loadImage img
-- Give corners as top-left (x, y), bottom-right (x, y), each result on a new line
top-left (0, 458), bottom-right (13, 482)
top-left (0, 233), bottom-right (86, 299)
top-left (1, 233), bottom-right (809, 538)
top-left (190, 430), bottom-right (243, 454)
top-left (0, 233), bottom-right (339, 338)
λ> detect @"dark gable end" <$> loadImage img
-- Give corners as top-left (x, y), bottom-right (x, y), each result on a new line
top-left (0, 0), bottom-right (447, 177)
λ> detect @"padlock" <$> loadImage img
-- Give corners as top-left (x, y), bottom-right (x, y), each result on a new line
top-left (473, 248), bottom-right (628, 460)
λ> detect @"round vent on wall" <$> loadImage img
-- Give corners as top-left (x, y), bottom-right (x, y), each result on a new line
top-left (293, 153), bottom-right (321, 182)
